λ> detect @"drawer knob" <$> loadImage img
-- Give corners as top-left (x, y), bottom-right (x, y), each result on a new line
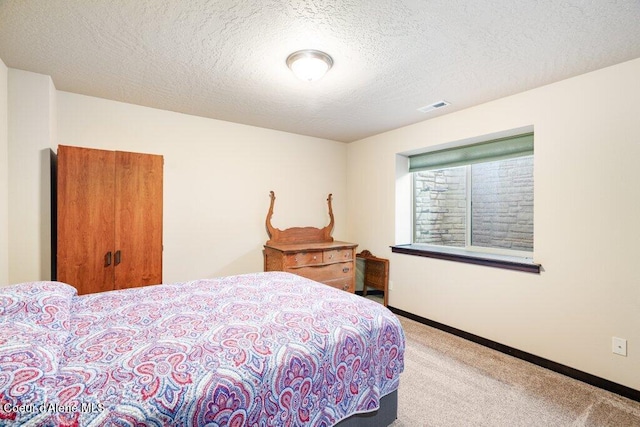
top-left (343, 267), bottom-right (350, 273)
top-left (328, 254), bottom-right (333, 259)
top-left (313, 255), bottom-right (317, 260)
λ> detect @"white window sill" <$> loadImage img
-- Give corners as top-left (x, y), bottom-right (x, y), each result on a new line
top-left (391, 244), bottom-right (541, 274)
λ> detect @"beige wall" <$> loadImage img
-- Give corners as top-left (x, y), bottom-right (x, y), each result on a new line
top-left (347, 58), bottom-right (640, 390)
top-left (3, 56), bottom-right (638, 392)
top-left (0, 58), bottom-right (7, 285)
top-left (7, 69), bottom-right (56, 284)
top-left (55, 92), bottom-right (348, 283)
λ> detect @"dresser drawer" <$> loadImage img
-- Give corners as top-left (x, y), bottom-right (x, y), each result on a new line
top-left (291, 262), bottom-right (353, 283)
top-left (323, 277), bottom-right (355, 293)
top-left (323, 248), bottom-right (353, 263)
top-left (264, 241), bottom-right (358, 293)
top-left (284, 251), bottom-right (323, 267)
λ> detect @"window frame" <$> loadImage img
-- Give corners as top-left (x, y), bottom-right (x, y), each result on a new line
top-left (394, 128), bottom-right (540, 274)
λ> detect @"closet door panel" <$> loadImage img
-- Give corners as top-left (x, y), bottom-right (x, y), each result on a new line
top-left (57, 145), bottom-right (116, 295)
top-left (114, 151), bottom-right (163, 289)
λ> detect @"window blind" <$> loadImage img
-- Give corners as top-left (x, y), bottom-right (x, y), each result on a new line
top-left (409, 132), bottom-right (534, 172)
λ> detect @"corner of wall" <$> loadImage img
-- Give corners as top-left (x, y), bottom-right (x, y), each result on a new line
top-left (7, 68), bottom-right (56, 283)
top-left (394, 154), bottom-right (411, 245)
top-left (0, 57), bottom-right (9, 286)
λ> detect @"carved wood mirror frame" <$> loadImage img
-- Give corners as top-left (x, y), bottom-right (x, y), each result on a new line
top-left (265, 191), bottom-right (334, 245)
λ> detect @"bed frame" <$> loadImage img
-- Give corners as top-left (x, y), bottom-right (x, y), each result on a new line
top-left (336, 390), bottom-right (398, 427)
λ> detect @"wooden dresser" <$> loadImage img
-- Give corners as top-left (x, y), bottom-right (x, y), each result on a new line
top-left (263, 191), bottom-right (358, 293)
top-left (264, 241), bottom-right (358, 292)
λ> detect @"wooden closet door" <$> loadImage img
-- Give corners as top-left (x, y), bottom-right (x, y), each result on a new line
top-left (57, 146), bottom-right (116, 295)
top-left (114, 151), bottom-right (163, 289)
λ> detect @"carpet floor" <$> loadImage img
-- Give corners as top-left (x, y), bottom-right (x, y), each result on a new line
top-left (387, 313), bottom-right (640, 426)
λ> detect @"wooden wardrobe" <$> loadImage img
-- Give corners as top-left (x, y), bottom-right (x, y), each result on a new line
top-left (56, 145), bottom-right (163, 295)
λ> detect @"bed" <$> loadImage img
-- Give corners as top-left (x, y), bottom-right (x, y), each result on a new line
top-left (0, 271), bottom-right (404, 426)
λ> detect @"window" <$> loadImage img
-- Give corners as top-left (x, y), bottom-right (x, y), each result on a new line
top-left (393, 132), bottom-right (538, 273)
top-left (413, 155), bottom-right (534, 255)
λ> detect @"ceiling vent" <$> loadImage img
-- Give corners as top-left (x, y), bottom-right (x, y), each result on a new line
top-left (417, 100), bottom-right (450, 113)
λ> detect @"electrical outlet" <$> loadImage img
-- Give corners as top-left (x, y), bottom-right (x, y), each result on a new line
top-left (612, 337), bottom-right (627, 356)
top-left (388, 280), bottom-right (394, 291)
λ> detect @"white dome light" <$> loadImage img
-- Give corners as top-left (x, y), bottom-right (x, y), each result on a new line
top-left (286, 50), bottom-right (333, 82)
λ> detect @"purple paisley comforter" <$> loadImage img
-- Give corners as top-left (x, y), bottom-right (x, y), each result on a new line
top-left (0, 272), bottom-right (404, 426)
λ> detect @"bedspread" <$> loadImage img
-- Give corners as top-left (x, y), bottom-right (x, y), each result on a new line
top-left (0, 272), bottom-right (404, 426)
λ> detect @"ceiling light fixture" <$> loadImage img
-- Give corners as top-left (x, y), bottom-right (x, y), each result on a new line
top-left (286, 49), bottom-right (333, 82)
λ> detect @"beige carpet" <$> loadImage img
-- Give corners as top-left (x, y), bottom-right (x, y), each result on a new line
top-left (386, 312), bottom-right (640, 426)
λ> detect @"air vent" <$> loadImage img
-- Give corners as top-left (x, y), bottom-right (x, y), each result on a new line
top-left (417, 100), bottom-right (451, 113)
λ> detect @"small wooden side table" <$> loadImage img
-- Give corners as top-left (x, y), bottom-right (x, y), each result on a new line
top-left (356, 250), bottom-right (390, 306)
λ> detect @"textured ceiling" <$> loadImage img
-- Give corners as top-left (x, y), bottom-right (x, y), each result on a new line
top-left (1, 1), bottom-right (640, 142)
